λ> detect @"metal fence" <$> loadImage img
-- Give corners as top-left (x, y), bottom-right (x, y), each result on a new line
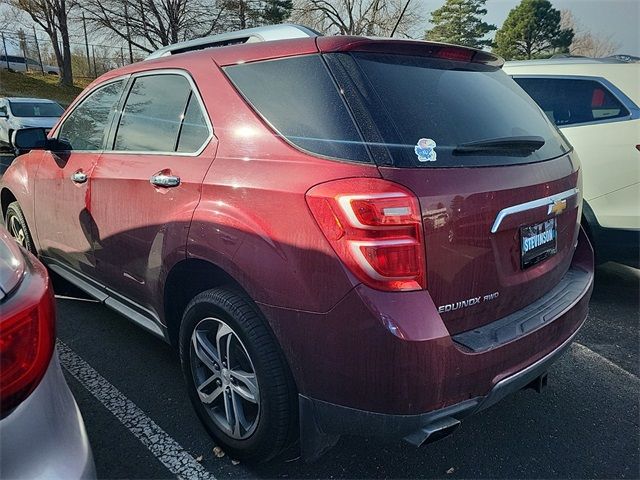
top-left (0, 26), bottom-right (147, 80)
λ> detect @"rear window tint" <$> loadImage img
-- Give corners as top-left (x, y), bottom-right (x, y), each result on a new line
top-left (329, 52), bottom-right (570, 168)
top-left (9, 101), bottom-right (64, 117)
top-left (513, 77), bottom-right (630, 126)
top-left (224, 55), bottom-right (371, 163)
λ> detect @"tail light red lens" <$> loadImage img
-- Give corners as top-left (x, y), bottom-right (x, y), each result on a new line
top-left (306, 178), bottom-right (426, 291)
top-left (1, 285), bottom-right (55, 417)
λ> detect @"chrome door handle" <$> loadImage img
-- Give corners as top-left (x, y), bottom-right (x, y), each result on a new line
top-left (71, 171), bottom-right (87, 183)
top-left (150, 174), bottom-right (180, 188)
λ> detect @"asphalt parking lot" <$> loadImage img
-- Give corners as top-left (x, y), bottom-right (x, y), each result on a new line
top-left (51, 261), bottom-right (639, 479)
top-left (1, 153), bottom-right (638, 478)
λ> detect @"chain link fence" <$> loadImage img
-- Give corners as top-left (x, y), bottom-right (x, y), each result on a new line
top-left (1, 27), bottom-right (147, 81)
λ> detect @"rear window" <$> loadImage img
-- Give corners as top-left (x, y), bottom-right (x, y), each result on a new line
top-left (332, 52), bottom-right (570, 167)
top-left (224, 55), bottom-right (371, 163)
top-left (513, 77), bottom-right (630, 126)
top-left (225, 53), bottom-right (570, 167)
top-left (9, 101), bottom-right (64, 117)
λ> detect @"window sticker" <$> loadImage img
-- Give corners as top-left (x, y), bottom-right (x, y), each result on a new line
top-left (414, 138), bottom-right (437, 162)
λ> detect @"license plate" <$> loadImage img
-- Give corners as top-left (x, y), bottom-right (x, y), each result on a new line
top-left (521, 218), bottom-right (557, 269)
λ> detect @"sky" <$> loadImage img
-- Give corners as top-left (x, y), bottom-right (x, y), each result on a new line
top-left (421, 0), bottom-right (640, 56)
top-left (1, 0), bottom-right (639, 56)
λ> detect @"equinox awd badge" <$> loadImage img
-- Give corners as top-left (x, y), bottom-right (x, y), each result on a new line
top-left (438, 291), bottom-right (500, 313)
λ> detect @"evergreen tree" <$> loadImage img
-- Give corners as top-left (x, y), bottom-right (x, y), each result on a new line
top-left (493, 0), bottom-right (574, 59)
top-left (425, 0), bottom-right (496, 49)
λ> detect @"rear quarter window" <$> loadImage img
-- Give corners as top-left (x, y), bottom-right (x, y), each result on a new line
top-left (224, 55), bottom-right (371, 163)
top-left (513, 77), bottom-right (631, 126)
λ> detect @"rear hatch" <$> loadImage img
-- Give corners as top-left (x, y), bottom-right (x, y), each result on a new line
top-left (322, 44), bottom-right (582, 334)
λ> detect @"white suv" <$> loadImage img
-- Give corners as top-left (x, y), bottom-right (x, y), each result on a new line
top-left (504, 57), bottom-right (640, 266)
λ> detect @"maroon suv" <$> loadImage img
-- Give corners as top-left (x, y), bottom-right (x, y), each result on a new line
top-left (1, 25), bottom-right (593, 462)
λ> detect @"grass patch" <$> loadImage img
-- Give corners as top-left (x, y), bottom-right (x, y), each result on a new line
top-left (0, 70), bottom-right (91, 106)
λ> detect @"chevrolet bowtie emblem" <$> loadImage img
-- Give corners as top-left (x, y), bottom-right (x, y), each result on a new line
top-left (548, 199), bottom-right (567, 216)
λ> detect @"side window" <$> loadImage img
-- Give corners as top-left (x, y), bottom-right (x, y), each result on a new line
top-left (176, 93), bottom-right (209, 153)
top-left (224, 55), bottom-right (371, 163)
top-left (514, 77), bottom-right (630, 126)
top-left (114, 74), bottom-right (191, 152)
top-left (58, 80), bottom-right (124, 150)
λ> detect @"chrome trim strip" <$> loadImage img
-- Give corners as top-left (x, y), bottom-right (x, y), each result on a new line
top-left (43, 257), bottom-right (165, 338)
top-left (491, 188), bottom-right (579, 233)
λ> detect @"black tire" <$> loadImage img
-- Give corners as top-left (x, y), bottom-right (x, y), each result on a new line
top-left (5, 201), bottom-right (35, 253)
top-left (179, 287), bottom-right (298, 462)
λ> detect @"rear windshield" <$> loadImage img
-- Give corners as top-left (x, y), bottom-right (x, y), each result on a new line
top-left (225, 52), bottom-right (570, 167)
top-left (334, 52), bottom-right (570, 167)
top-left (9, 101), bottom-right (64, 118)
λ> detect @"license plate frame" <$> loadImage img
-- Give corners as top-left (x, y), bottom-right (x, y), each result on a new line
top-left (520, 218), bottom-right (557, 269)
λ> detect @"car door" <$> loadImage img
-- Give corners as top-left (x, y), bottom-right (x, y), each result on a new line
top-left (90, 70), bottom-right (215, 316)
top-left (34, 79), bottom-right (126, 275)
top-left (512, 75), bottom-right (640, 229)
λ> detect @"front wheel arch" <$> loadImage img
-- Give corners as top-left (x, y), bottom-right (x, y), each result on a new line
top-left (1, 188), bottom-right (17, 221)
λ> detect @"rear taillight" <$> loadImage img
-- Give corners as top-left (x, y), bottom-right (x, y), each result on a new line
top-left (306, 178), bottom-right (425, 291)
top-left (0, 286), bottom-right (55, 417)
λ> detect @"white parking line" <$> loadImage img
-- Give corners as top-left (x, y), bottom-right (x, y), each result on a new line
top-left (57, 340), bottom-right (217, 480)
top-left (54, 294), bottom-right (100, 303)
top-left (573, 342), bottom-right (639, 381)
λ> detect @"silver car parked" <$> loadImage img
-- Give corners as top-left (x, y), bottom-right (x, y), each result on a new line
top-left (0, 97), bottom-right (64, 148)
top-left (0, 226), bottom-right (95, 479)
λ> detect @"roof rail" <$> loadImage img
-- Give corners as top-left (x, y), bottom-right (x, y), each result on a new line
top-left (146, 24), bottom-right (321, 60)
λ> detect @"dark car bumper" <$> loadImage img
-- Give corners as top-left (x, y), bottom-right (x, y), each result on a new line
top-left (592, 225), bottom-right (639, 267)
top-left (582, 201), bottom-right (639, 267)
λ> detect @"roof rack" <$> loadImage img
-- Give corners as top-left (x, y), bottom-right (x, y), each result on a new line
top-left (145, 24), bottom-right (321, 60)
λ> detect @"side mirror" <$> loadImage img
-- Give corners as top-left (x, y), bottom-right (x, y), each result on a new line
top-left (13, 127), bottom-right (48, 151)
top-left (0, 110), bottom-right (8, 118)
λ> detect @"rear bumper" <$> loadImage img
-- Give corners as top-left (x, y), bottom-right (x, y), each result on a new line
top-left (263, 227), bottom-right (593, 411)
top-left (300, 319), bottom-right (581, 454)
top-left (0, 354), bottom-right (96, 479)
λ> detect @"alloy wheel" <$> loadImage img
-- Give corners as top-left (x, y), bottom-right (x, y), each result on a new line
top-left (8, 214), bottom-right (27, 248)
top-left (190, 317), bottom-right (260, 440)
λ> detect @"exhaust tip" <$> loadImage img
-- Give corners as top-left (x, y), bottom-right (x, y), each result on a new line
top-left (403, 416), bottom-right (461, 448)
top-left (525, 372), bottom-right (548, 393)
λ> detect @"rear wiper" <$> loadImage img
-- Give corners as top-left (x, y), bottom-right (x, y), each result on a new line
top-left (453, 136), bottom-right (545, 156)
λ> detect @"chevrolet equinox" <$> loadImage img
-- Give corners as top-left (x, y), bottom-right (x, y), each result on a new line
top-left (1, 24), bottom-right (594, 462)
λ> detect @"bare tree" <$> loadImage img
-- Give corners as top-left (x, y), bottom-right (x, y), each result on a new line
top-left (80, 0), bottom-right (229, 53)
top-left (290, 0), bottom-right (422, 37)
top-left (6, 0), bottom-right (75, 85)
top-left (561, 9), bottom-right (620, 57)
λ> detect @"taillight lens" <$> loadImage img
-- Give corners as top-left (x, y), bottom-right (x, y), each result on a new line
top-left (306, 178), bottom-right (426, 291)
top-left (1, 285), bottom-right (55, 417)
